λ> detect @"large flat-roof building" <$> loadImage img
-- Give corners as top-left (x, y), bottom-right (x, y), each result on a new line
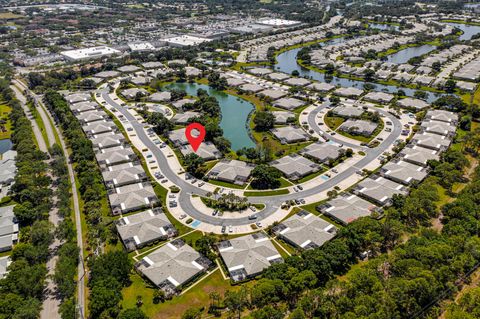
top-left (217, 233), bottom-right (283, 282)
top-left (317, 193), bottom-right (379, 225)
top-left (61, 46), bottom-right (120, 61)
top-left (136, 239), bottom-right (211, 295)
top-left (207, 160), bottom-right (255, 185)
top-left (272, 211), bottom-right (337, 250)
top-left (271, 154), bottom-right (320, 180)
top-left (116, 208), bottom-right (177, 252)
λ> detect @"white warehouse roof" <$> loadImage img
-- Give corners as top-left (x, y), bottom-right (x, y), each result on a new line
top-left (61, 46), bottom-right (121, 61)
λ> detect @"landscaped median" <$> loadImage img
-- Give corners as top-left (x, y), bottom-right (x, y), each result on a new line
top-left (244, 188), bottom-right (290, 196)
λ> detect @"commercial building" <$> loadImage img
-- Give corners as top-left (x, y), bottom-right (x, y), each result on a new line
top-left (60, 46), bottom-right (120, 61)
top-left (272, 211), bottom-right (337, 250)
top-left (165, 35), bottom-right (213, 47)
top-left (317, 193), bottom-right (379, 225)
top-left (116, 208), bottom-right (177, 252)
top-left (217, 233), bottom-right (283, 282)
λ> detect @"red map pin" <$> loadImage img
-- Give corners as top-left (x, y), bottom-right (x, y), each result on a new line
top-left (185, 122), bottom-right (206, 152)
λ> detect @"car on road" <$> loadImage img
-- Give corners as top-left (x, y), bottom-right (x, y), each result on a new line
top-left (248, 214), bottom-right (257, 220)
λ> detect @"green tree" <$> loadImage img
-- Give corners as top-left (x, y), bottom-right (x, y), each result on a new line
top-left (254, 111), bottom-right (275, 131)
top-left (250, 164), bottom-right (282, 189)
top-left (118, 308), bottom-right (148, 319)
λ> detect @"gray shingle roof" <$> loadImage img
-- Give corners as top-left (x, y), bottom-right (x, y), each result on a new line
top-left (274, 211), bottom-right (336, 249)
top-left (218, 233), bottom-right (283, 280)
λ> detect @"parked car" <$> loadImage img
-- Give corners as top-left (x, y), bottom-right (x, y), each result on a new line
top-left (228, 225), bottom-right (233, 233)
top-left (221, 226), bottom-right (226, 234)
top-left (297, 185), bottom-right (303, 190)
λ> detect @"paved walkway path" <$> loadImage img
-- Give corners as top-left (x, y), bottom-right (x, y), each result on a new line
top-left (10, 84), bottom-right (48, 153)
top-left (16, 80), bottom-right (86, 319)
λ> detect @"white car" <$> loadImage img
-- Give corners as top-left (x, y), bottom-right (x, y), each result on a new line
top-left (228, 225), bottom-right (233, 233)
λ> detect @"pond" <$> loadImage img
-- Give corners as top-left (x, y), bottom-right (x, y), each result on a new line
top-left (0, 139), bottom-right (12, 155)
top-left (385, 44), bottom-right (436, 64)
top-left (446, 22), bottom-right (480, 41)
top-left (369, 23), bottom-right (399, 31)
top-left (274, 46), bottom-right (443, 103)
top-left (165, 82), bottom-right (256, 151)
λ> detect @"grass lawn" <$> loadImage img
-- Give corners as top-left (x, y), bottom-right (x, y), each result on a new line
top-left (0, 12), bottom-right (24, 19)
top-left (324, 115), bottom-right (345, 130)
top-left (122, 269), bottom-right (234, 319)
top-left (271, 238), bottom-right (294, 258)
top-left (244, 188), bottom-right (289, 197)
top-left (208, 179), bottom-right (247, 189)
top-left (296, 167), bottom-right (327, 184)
top-left (0, 103), bottom-right (11, 140)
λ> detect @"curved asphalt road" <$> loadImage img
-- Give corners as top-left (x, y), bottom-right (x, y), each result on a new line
top-left (99, 89), bottom-right (402, 226)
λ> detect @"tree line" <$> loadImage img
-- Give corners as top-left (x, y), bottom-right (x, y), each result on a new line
top-left (0, 79), bottom-right (53, 318)
top-left (182, 116), bottom-right (479, 318)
